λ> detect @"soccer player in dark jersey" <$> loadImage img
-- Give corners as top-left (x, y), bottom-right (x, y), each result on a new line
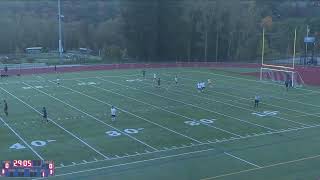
top-left (3, 100), bottom-right (8, 117)
top-left (42, 107), bottom-right (48, 123)
top-left (157, 78), bottom-right (161, 88)
top-left (285, 80), bottom-right (289, 91)
top-left (4, 66), bottom-right (8, 74)
top-left (56, 75), bottom-right (60, 85)
top-left (174, 75), bottom-right (178, 85)
top-left (142, 69), bottom-right (146, 79)
top-left (254, 95), bottom-right (260, 108)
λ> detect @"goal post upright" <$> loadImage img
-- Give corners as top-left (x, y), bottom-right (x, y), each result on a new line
top-left (260, 28), bottom-right (265, 81)
top-left (293, 28), bottom-right (297, 70)
top-left (259, 27), bottom-right (303, 87)
top-left (292, 28), bottom-right (297, 87)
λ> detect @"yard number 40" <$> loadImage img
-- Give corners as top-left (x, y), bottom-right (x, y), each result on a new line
top-left (252, 111), bottom-right (278, 117)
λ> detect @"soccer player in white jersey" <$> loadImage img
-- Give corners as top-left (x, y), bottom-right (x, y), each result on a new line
top-left (153, 73), bottom-right (157, 82)
top-left (208, 79), bottom-right (212, 88)
top-left (56, 76), bottom-right (60, 85)
top-left (197, 82), bottom-right (201, 92)
top-left (111, 106), bottom-right (117, 121)
top-left (174, 75), bottom-right (178, 85)
top-left (201, 82), bottom-right (206, 91)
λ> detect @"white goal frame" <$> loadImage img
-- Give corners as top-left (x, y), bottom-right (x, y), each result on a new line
top-left (260, 67), bottom-right (304, 87)
top-left (259, 28), bottom-right (302, 87)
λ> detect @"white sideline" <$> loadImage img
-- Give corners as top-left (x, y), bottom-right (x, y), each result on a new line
top-left (0, 87), bottom-right (109, 159)
top-left (201, 152), bottom-right (320, 180)
top-left (224, 152), bottom-right (261, 168)
top-left (37, 146), bottom-right (320, 179)
top-left (293, 112), bottom-right (320, 118)
top-left (56, 143), bottom-right (204, 169)
top-left (22, 82), bottom-right (158, 151)
top-left (100, 77), bottom-right (275, 131)
top-left (0, 116), bottom-right (44, 160)
top-left (96, 78), bottom-right (242, 137)
top-left (5, 71), bottom-right (320, 169)
top-left (0, 74), bottom-right (139, 85)
top-left (32, 148), bottom-right (216, 179)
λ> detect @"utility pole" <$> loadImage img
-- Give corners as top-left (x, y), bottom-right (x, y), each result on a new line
top-left (204, 30), bottom-right (208, 62)
top-left (293, 28), bottom-right (297, 69)
top-left (58, 0), bottom-right (63, 64)
top-left (305, 25), bottom-right (310, 65)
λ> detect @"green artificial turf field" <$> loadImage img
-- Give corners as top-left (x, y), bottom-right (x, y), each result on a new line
top-left (1, 67), bottom-right (320, 180)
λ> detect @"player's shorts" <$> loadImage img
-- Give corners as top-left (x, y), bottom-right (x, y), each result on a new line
top-left (111, 115), bottom-right (116, 118)
top-left (43, 115), bottom-right (47, 118)
top-left (254, 100), bottom-right (259, 103)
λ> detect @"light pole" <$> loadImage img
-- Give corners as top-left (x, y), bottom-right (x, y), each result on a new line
top-left (305, 25), bottom-right (310, 65)
top-left (58, 0), bottom-right (63, 64)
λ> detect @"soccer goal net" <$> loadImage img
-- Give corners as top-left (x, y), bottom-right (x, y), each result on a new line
top-left (260, 67), bottom-right (304, 87)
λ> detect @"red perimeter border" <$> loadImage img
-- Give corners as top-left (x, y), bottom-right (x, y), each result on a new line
top-left (1, 62), bottom-right (320, 86)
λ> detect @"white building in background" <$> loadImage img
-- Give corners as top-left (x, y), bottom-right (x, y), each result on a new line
top-left (25, 47), bottom-right (43, 54)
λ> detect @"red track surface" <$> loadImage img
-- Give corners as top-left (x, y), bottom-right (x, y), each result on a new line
top-left (243, 66), bottom-right (320, 86)
top-left (1, 62), bottom-right (319, 86)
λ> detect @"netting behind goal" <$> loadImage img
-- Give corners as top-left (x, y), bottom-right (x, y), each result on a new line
top-left (260, 68), bottom-right (304, 87)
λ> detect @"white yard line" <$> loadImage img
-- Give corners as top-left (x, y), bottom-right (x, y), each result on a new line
top-left (68, 80), bottom-right (204, 143)
top-left (37, 146), bottom-right (320, 179)
top-left (55, 73), bottom-right (140, 82)
top-left (94, 78), bottom-right (242, 137)
top-left (175, 74), bottom-right (320, 120)
top-left (99, 77), bottom-right (275, 132)
top-left (185, 69), bottom-right (319, 94)
top-left (0, 87), bottom-right (109, 159)
top-left (224, 152), bottom-right (261, 168)
top-left (32, 148), bottom-right (217, 179)
top-left (202, 152), bottom-right (320, 180)
top-left (229, 83), bottom-right (320, 109)
top-left (22, 82), bottom-right (158, 151)
top-left (158, 76), bottom-right (311, 127)
top-left (293, 112), bottom-right (320, 118)
top-left (52, 79), bottom-right (202, 144)
top-left (210, 81), bottom-right (320, 110)
top-left (290, 91), bottom-right (318, 97)
top-left (56, 143), bottom-right (205, 169)
top-left (56, 122), bottom-right (320, 169)
top-left (185, 70), bottom-right (320, 107)
top-left (182, 91), bottom-right (308, 127)
top-left (0, 74), bottom-right (139, 85)
top-left (0, 116), bottom-right (44, 160)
